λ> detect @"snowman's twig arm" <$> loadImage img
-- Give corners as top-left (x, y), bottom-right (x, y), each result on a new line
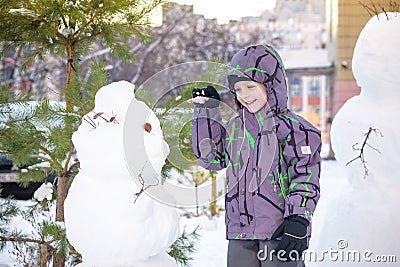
top-left (133, 161), bottom-right (159, 203)
top-left (366, 142), bottom-right (381, 154)
top-left (346, 127), bottom-right (382, 179)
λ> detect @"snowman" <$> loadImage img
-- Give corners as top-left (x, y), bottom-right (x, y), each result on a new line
top-left (64, 81), bottom-right (180, 267)
top-left (307, 12), bottom-right (400, 266)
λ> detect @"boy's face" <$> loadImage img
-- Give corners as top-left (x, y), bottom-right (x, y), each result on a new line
top-left (233, 81), bottom-right (268, 113)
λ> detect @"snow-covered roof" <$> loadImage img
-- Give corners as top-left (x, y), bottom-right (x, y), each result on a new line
top-left (277, 49), bottom-right (332, 70)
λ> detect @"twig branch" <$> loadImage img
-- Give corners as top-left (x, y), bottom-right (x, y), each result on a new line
top-left (360, 0), bottom-right (399, 19)
top-left (359, 1), bottom-right (377, 17)
top-left (133, 161), bottom-right (159, 203)
top-left (129, 12), bottom-right (187, 84)
top-left (83, 115), bottom-right (97, 129)
top-left (346, 127), bottom-right (383, 179)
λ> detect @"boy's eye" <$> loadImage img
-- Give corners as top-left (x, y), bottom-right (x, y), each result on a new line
top-left (234, 88), bottom-right (241, 92)
top-left (247, 85), bottom-right (256, 89)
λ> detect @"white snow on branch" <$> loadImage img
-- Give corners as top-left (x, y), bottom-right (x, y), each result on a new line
top-left (33, 182), bottom-right (54, 202)
top-left (0, 122), bottom-right (10, 129)
top-left (9, 8), bottom-right (39, 18)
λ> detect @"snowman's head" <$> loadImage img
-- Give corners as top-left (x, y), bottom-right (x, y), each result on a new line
top-left (94, 81), bottom-right (135, 121)
top-left (352, 12), bottom-right (400, 91)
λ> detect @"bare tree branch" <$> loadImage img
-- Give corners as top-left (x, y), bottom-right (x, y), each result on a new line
top-left (80, 48), bottom-right (111, 64)
top-left (130, 13), bottom-right (186, 84)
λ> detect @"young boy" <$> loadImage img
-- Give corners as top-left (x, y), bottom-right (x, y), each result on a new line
top-left (188, 44), bottom-right (321, 266)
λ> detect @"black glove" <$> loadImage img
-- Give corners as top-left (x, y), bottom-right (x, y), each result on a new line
top-left (192, 85), bottom-right (221, 108)
top-left (270, 215), bottom-right (309, 262)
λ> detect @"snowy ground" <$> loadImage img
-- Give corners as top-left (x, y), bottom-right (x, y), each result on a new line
top-left (0, 159), bottom-right (345, 266)
top-left (180, 159), bottom-right (347, 267)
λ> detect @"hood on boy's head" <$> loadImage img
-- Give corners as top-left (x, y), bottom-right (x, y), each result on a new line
top-left (228, 44), bottom-right (288, 114)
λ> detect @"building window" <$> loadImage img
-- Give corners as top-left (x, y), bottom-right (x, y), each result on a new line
top-left (291, 77), bottom-right (301, 96)
top-left (309, 78), bottom-right (320, 96)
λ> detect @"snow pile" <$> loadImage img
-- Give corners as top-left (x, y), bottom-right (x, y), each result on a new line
top-left (64, 81), bottom-right (180, 267)
top-left (307, 13), bottom-right (400, 266)
top-left (33, 182), bottom-right (53, 201)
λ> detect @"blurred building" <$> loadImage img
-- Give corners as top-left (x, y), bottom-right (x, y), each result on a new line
top-left (242, 0), bottom-right (327, 50)
top-left (323, 0), bottom-right (394, 157)
top-left (326, 0), bottom-right (393, 115)
top-left (160, 1), bottom-right (333, 142)
top-left (279, 49), bottom-right (333, 136)
top-left (247, 0), bottom-right (333, 142)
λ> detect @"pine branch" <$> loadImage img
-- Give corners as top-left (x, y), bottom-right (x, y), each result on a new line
top-left (0, 198), bottom-right (20, 221)
top-left (3, 116), bottom-right (34, 125)
top-left (75, 30), bottom-right (103, 43)
top-left (24, 0), bottom-right (39, 14)
top-left (0, 235), bottom-right (55, 247)
top-left (62, 144), bottom-right (74, 175)
top-left (169, 227), bottom-right (200, 267)
top-left (0, 1), bottom-right (166, 264)
top-left (39, 145), bottom-right (62, 170)
top-left (30, 154), bottom-right (51, 162)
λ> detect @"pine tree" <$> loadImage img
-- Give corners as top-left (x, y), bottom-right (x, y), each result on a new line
top-left (157, 59), bottom-right (227, 217)
top-left (0, 62), bottom-right (108, 266)
top-left (2, 0), bottom-right (165, 222)
top-left (0, 1), bottom-right (164, 266)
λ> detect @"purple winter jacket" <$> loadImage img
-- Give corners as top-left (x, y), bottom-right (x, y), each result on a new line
top-left (192, 44), bottom-right (321, 240)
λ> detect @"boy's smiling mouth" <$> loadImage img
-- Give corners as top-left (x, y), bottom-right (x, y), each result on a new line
top-left (245, 100), bottom-right (256, 105)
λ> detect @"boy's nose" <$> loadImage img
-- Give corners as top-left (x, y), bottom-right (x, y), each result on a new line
top-left (241, 94), bottom-right (251, 100)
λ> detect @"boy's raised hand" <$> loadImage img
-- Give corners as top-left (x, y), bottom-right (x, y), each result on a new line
top-left (187, 85), bottom-right (221, 108)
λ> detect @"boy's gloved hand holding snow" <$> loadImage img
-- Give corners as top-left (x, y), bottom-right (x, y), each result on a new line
top-left (187, 85), bottom-right (221, 108)
top-left (270, 215), bottom-right (309, 261)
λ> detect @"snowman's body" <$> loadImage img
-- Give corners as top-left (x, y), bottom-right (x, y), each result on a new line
top-left (64, 81), bottom-right (179, 267)
top-left (307, 13), bottom-right (400, 266)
